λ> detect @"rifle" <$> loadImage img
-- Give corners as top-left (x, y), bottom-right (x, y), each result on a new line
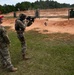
top-left (26, 16), bottom-right (36, 26)
top-left (26, 16), bottom-right (36, 22)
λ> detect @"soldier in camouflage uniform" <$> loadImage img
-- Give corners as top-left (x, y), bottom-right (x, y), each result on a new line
top-left (0, 16), bottom-right (17, 72)
top-left (15, 14), bottom-right (33, 60)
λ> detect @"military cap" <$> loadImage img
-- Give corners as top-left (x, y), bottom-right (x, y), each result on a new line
top-left (0, 15), bottom-right (4, 19)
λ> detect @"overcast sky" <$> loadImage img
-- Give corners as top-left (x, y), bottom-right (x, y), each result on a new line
top-left (0, 0), bottom-right (74, 5)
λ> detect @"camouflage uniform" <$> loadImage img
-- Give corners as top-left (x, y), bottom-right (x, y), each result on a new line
top-left (15, 17), bottom-right (27, 56)
top-left (15, 14), bottom-right (34, 59)
top-left (0, 26), bottom-right (13, 69)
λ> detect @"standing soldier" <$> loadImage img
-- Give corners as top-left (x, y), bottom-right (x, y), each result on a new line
top-left (0, 16), bottom-right (17, 72)
top-left (15, 14), bottom-right (34, 60)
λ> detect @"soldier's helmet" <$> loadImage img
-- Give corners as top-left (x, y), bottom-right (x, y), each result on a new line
top-left (19, 14), bottom-right (26, 20)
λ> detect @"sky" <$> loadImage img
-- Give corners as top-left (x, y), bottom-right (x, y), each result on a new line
top-left (0, 0), bottom-right (74, 5)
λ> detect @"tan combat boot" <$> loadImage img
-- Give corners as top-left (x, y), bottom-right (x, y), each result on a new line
top-left (22, 54), bottom-right (29, 60)
top-left (9, 67), bottom-right (17, 72)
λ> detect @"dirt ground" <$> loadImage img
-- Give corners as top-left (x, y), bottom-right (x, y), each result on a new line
top-left (1, 8), bottom-right (74, 34)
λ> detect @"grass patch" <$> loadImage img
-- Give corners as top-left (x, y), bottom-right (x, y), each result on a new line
top-left (0, 30), bottom-right (74, 75)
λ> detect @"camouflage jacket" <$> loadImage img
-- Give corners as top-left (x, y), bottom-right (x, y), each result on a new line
top-left (0, 25), bottom-right (10, 44)
top-left (15, 19), bottom-right (27, 32)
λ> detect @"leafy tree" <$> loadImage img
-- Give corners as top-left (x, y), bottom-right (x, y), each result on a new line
top-left (15, 3), bottom-right (21, 11)
top-left (70, 4), bottom-right (74, 8)
top-left (0, 0), bottom-right (73, 14)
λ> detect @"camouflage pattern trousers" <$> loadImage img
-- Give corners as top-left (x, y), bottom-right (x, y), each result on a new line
top-left (17, 32), bottom-right (26, 55)
top-left (0, 43), bottom-right (13, 68)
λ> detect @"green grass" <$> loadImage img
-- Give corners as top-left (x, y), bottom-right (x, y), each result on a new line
top-left (0, 30), bottom-right (74, 75)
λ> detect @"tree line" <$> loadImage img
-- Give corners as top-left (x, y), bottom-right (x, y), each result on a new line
top-left (0, 0), bottom-right (74, 14)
